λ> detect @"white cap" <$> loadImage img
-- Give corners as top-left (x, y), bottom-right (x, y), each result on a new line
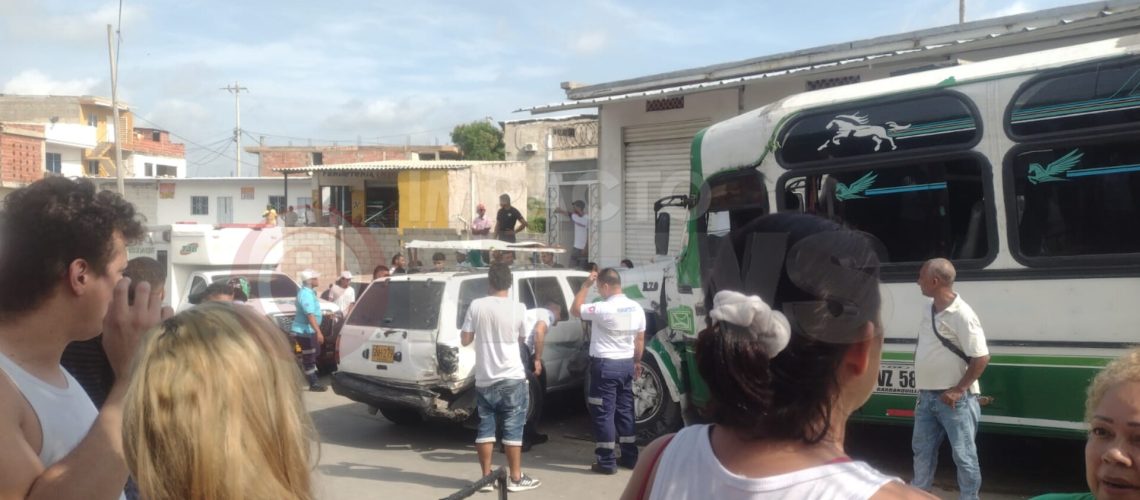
top-left (340, 271), bottom-right (353, 280)
top-left (300, 269), bottom-right (320, 281)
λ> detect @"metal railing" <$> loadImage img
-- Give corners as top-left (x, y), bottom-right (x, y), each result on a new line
top-left (441, 466), bottom-right (509, 500)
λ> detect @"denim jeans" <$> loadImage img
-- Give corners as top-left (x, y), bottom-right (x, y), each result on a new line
top-left (911, 390), bottom-right (981, 500)
top-left (475, 378), bottom-right (528, 446)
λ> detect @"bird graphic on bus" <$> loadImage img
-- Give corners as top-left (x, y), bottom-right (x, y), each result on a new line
top-left (834, 171), bottom-right (878, 201)
top-left (817, 113), bottom-right (911, 152)
top-left (1027, 149), bottom-right (1083, 185)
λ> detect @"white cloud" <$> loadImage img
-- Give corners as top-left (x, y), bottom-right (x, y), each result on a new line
top-left (0, 2), bottom-right (147, 44)
top-left (572, 32), bottom-right (608, 55)
top-left (515, 65), bottom-right (564, 80)
top-left (322, 94), bottom-right (451, 133)
top-left (146, 98), bottom-right (212, 128)
top-left (974, 0), bottom-right (1033, 20)
top-left (2, 69), bottom-right (100, 95)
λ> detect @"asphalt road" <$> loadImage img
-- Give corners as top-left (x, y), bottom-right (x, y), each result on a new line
top-left (306, 380), bottom-right (1088, 499)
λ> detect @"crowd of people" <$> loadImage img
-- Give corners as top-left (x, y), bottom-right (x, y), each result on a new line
top-left (0, 178), bottom-right (1135, 500)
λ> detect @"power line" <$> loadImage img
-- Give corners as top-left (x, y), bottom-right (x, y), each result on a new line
top-left (133, 115), bottom-right (259, 174)
top-left (220, 82), bottom-right (248, 177)
top-left (244, 126), bottom-right (456, 146)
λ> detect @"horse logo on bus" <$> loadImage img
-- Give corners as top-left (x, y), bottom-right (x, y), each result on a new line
top-left (818, 112), bottom-right (911, 152)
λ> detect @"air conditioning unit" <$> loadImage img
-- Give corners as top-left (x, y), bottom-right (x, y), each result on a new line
top-left (521, 143), bottom-right (537, 152)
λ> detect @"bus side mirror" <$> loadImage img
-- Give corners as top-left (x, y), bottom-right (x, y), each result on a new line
top-left (655, 212), bottom-right (670, 256)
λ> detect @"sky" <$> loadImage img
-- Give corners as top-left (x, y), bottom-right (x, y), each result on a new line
top-left (0, 0), bottom-right (1092, 177)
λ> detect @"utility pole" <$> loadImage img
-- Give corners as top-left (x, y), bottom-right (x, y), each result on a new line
top-left (107, 25), bottom-right (125, 194)
top-left (221, 82), bottom-right (248, 177)
top-left (960, 0), bottom-right (966, 23)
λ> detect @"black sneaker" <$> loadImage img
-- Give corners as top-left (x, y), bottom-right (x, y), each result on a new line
top-left (618, 458), bottom-right (638, 470)
top-left (590, 463), bottom-right (616, 475)
top-left (309, 384), bottom-right (328, 392)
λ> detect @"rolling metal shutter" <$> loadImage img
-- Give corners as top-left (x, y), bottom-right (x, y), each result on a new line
top-left (622, 119), bottom-right (709, 264)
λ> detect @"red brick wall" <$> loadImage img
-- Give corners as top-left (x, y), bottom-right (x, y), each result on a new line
top-left (0, 126), bottom-right (45, 185)
top-left (256, 145), bottom-right (462, 176)
top-left (131, 129), bottom-right (186, 158)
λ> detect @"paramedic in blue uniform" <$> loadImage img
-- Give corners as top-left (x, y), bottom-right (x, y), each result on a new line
top-left (571, 268), bottom-right (646, 474)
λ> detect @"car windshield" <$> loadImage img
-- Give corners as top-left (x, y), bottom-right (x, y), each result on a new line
top-left (211, 274), bottom-right (299, 299)
top-left (348, 281), bottom-right (445, 330)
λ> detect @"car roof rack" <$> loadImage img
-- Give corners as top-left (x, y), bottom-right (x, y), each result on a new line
top-left (404, 239), bottom-right (566, 254)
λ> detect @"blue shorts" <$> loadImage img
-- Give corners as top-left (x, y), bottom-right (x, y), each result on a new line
top-left (475, 378), bottom-right (528, 446)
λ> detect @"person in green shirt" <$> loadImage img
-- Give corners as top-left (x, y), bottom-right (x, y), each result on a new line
top-left (1031, 348), bottom-right (1140, 500)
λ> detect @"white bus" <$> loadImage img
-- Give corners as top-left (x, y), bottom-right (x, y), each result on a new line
top-left (639, 35), bottom-right (1140, 439)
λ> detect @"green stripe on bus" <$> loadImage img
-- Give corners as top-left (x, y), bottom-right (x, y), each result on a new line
top-left (881, 350), bottom-right (1112, 367)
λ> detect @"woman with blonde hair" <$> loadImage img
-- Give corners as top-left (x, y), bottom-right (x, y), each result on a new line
top-left (1032, 348), bottom-right (1140, 500)
top-left (122, 302), bottom-right (317, 500)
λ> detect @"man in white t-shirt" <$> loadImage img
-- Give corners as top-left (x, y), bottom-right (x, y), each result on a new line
top-left (329, 271), bottom-right (356, 316)
top-left (911, 258), bottom-right (990, 500)
top-left (556, 200), bottom-right (589, 269)
top-left (520, 302), bottom-right (561, 450)
top-left (461, 263), bottom-right (541, 492)
top-left (571, 268), bottom-right (646, 474)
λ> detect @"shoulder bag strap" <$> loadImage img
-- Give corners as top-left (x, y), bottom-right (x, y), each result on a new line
top-left (931, 304), bottom-right (971, 364)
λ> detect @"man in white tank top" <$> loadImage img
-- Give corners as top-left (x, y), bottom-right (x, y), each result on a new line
top-left (0, 178), bottom-right (171, 500)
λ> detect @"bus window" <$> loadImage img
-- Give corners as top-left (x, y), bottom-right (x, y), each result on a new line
top-left (699, 168), bottom-right (768, 236)
top-left (1008, 139), bottom-right (1140, 262)
top-left (778, 92), bottom-right (979, 167)
top-left (1008, 56), bottom-right (1140, 139)
top-left (779, 156), bottom-right (990, 266)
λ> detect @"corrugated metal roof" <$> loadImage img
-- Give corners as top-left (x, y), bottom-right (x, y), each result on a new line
top-left (519, 0), bottom-right (1140, 114)
top-left (273, 160), bottom-right (523, 174)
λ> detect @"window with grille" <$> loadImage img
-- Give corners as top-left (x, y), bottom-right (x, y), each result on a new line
top-left (191, 196), bottom-right (209, 215)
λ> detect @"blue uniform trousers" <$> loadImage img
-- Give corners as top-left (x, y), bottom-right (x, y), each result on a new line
top-left (587, 356), bottom-right (638, 470)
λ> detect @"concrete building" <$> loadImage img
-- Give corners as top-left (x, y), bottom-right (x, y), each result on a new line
top-left (246, 143), bottom-right (462, 177)
top-left (519, 0), bottom-right (1140, 266)
top-left (0, 96), bottom-right (186, 200)
top-left (501, 115), bottom-right (598, 252)
top-left (130, 128), bottom-right (186, 178)
top-left (93, 177), bottom-right (312, 226)
top-left (0, 95), bottom-right (133, 179)
top-left (274, 160), bottom-right (527, 231)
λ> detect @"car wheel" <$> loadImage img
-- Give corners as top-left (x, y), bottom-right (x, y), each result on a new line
top-left (634, 356), bottom-right (682, 444)
top-left (525, 370), bottom-right (543, 425)
top-left (379, 408), bottom-right (423, 426)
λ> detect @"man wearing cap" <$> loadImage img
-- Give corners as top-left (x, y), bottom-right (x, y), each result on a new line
top-left (471, 203), bottom-right (492, 237)
top-left (292, 270), bottom-right (327, 392)
top-left (329, 271), bottom-right (357, 316)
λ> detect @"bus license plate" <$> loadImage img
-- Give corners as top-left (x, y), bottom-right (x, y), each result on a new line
top-left (370, 344), bottom-right (396, 363)
top-left (875, 362), bottom-right (917, 395)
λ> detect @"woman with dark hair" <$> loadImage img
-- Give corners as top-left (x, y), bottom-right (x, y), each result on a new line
top-left (621, 213), bottom-right (932, 500)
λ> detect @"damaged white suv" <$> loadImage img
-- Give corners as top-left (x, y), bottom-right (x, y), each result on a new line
top-left (331, 242), bottom-right (590, 426)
